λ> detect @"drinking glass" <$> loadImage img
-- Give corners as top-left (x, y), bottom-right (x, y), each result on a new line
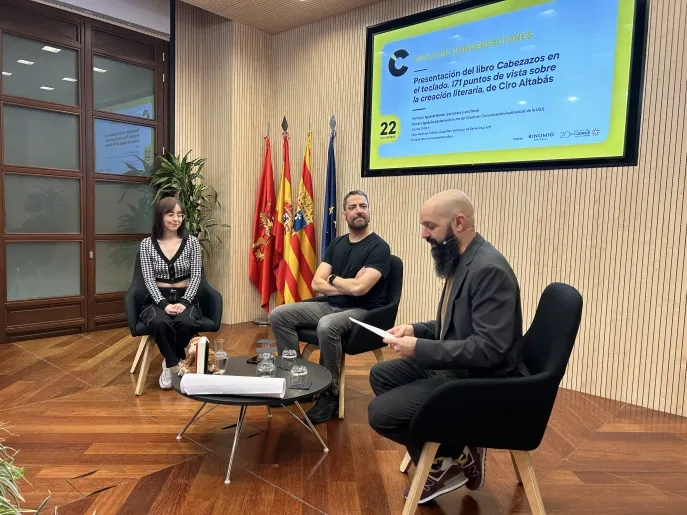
top-left (256, 360), bottom-right (276, 378)
top-left (214, 339), bottom-right (228, 374)
top-left (281, 349), bottom-right (297, 371)
top-left (258, 352), bottom-right (274, 365)
top-left (290, 365), bottom-right (308, 388)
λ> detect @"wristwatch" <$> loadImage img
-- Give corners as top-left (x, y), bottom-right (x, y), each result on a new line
top-left (328, 274), bottom-right (337, 284)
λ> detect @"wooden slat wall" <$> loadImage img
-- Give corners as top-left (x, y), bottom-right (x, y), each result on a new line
top-left (175, 2), bottom-right (214, 175)
top-left (175, 2), bottom-right (271, 322)
top-left (175, 2), bottom-right (233, 309)
top-left (227, 22), bottom-right (272, 321)
top-left (176, 0), bottom-right (687, 417)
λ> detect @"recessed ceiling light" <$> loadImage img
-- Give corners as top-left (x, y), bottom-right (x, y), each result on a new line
top-left (1, 71), bottom-right (11, 76)
top-left (62, 77), bottom-right (77, 82)
top-left (42, 45), bottom-right (61, 53)
top-left (518, 100), bottom-right (527, 105)
top-left (39, 86), bottom-right (54, 91)
top-left (568, 96), bottom-right (578, 101)
top-left (17, 59), bottom-right (34, 65)
top-left (93, 67), bottom-right (107, 73)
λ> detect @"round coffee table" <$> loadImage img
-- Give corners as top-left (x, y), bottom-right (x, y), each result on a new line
top-left (172, 356), bottom-right (332, 484)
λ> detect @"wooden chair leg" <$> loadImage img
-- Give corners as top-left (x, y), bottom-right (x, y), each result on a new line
top-left (511, 450), bottom-right (546, 515)
top-left (135, 337), bottom-right (155, 396)
top-left (510, 450), bottom-right (523, 484)
top-left (372, 348), bottom-right (384, 363)
top-left (338, 354), bottom-right (346, 419)
top-left (301, 343), bottom-right (317, 361)
top-left (130, 335), bottom-right (148, 374)
top-left (402, 442), bottom-right (440, 515)
top-left (400, 451), bottom-right (412, 473)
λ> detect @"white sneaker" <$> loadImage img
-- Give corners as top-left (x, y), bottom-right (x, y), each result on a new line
top-left (159, 362), bottom-right (172, 389)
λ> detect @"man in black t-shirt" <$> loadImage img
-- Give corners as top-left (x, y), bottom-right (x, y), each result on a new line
top-left (269, 191), bottom-right (391, 424)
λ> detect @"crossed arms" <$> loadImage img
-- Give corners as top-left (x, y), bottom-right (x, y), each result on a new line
top-left (311, 262), bottom-right (382, 297)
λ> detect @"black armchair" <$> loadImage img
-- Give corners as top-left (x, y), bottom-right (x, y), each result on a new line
top-left (399, 282), bottom-right (583, 515)
top-left (296, 255), bottom-right (404, 418)
top-left (126, 250), bottom-right (223, 395)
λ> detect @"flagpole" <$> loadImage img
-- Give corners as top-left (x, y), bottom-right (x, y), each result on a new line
top-left (254, 119), bottom-right (270, 327)
top-left (255, 121), bottom-right (271, 326)
top-left (274, 116), bottom-right (293, 306)
top-left (322, 115), bottom-right (337, 257)
top-left (251, 122), bottom-right (276, 326)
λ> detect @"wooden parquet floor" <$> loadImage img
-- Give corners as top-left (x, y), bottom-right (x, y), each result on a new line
top-left (1, 323), bottom-right (686, 514)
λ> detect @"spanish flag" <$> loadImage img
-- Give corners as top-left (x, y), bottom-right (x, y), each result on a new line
top-left (274, 131), bottom-right (295, 305)
top-left (288, 130), bottom-right (317, 301)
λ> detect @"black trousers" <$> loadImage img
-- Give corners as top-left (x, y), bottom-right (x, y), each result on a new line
top-left (368, 358), bottom-right (465, 464)
top-left (140, 287), bottom-right (202, 368)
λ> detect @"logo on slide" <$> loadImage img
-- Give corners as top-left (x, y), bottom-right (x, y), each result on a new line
top-left (388, 49), bottom-right (409, 77)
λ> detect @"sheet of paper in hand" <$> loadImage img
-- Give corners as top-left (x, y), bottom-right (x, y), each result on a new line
top-left (349, 317), bottom-right (394, 341)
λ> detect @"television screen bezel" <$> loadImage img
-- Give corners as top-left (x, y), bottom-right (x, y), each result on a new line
top-left (360, 0), bottom-right (650, 178)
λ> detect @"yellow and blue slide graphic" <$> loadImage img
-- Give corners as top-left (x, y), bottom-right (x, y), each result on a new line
top-left (367, 0), bottom-right (637, 170)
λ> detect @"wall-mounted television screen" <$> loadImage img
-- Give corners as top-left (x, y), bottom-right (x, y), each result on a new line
top-left (361, 0), bottom-right (649, 177)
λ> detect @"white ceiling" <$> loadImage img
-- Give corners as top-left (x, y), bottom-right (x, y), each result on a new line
top-left (181, 0), bottom-right (385, 34)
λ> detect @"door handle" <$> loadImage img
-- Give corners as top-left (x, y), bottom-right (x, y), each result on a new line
top-left (89, 251), bottom-right (94, 259)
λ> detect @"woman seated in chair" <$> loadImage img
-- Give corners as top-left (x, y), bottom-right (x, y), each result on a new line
top-left (139, 196), bottom-right (203, 390)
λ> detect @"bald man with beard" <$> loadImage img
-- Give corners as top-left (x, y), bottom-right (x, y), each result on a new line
top-left (367, 189), bottom-right (528, 505)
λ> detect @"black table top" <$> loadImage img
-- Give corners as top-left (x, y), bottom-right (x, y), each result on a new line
top-left (171, 356), bottom-right (332, 407)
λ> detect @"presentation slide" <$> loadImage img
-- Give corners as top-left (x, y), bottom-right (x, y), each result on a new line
top-left (94, 114), bottom-right (155, 176)
top-left (363, 0), bottom-right (645, 175)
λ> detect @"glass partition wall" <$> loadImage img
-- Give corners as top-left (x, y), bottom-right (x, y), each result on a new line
top-left (0, 0), bottom-right (168, 341)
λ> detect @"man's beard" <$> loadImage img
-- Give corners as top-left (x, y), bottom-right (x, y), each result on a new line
top-left (427, 227), bottom-right (460, 278)
top-left (346, 214), bottom-right (370, 231)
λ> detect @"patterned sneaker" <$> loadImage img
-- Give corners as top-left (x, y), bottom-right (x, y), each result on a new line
top-left (403, 457), bottom-right (468, 504)
top-left (458, 446), bottom-right (487, 490)
top-left (159, 362), bottom-right (172, 390)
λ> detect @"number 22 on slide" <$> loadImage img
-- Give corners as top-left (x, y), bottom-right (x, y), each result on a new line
top-left (378, 116), bottom-right (401, 142)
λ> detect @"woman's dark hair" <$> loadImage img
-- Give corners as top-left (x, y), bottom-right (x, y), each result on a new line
top-left (152, 196), bottom-right (185, 240)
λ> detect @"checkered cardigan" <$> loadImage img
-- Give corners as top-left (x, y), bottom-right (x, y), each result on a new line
top-left (139, 235), bottom-right (202, 308)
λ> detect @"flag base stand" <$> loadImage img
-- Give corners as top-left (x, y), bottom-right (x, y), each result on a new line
top-left (252, 316), bottom-right (269, 326)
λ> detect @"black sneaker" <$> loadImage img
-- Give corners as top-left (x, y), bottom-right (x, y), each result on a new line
top-left (458, 446), bottom-right (486, 490)
top-left (305, 391), bottom-right (338, 424)
top-left (403, 457), bottom-right (468, 504)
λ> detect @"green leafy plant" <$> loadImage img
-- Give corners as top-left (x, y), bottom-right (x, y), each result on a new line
top-left (122, 155), bottom-right (154, 177)
top-left (106, 184), bottom-right (156, 269)
top-left (0, 423), bottom-right (49, 514)
top-left (148, 152), bottom-right (228, 254)
top-left (114, 183), bottom-right (155, 236)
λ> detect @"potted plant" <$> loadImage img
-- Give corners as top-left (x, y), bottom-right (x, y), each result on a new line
top-left (1, 423), bottom-right (49, 514)
top-left (148, 151), bottom-right (228, 255)
top-left (106, 184), bottom-right (156, 270)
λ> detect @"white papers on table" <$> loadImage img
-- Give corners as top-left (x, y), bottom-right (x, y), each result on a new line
top-left (180, 373), bottom-right (286, 398)
top-left (349, 317), bottom-right (394, 341)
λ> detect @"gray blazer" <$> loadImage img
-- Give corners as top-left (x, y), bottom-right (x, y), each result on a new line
top-left (412, 233), bottom-right (528, 378)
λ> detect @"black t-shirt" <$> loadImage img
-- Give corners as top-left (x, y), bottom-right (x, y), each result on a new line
top-left (323, 232), bottom-right (391, 310)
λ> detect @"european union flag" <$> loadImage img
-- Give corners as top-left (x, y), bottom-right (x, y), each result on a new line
top-left (321, 130), bottom-right (337, 256)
